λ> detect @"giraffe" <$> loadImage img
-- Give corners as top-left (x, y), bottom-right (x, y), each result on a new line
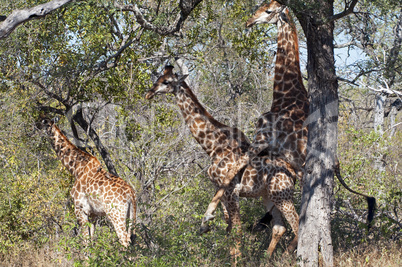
top-left (198, 0), bottom-right (309, 235)
top-left (230, 1), bottom-right (309, 182)
top-left (243, 1), bottom-right (375, 227)
top-left (37, 116), bottom-right (137, 247)
top-left (146, 65), bottom-right (300, 257)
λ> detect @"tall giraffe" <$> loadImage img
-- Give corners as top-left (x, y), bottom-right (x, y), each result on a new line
top-left (243, 1), bottom-right (375, 226)
top-left (38, 116), bottom-right (137, 247)
top-left (196, 0), bottom-right (309, 236)
top-left (146, 66), bottom-right (300, 257)
top-left (231, 1), bottom-right (309, 181)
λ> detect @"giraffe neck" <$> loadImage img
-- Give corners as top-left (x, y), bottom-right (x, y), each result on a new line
top-left (175, 83), bottom-right (228, 157)
top-left (271, 14), bottom-right (307, 112)
top-left (49, 124), bottom-right (100, 178)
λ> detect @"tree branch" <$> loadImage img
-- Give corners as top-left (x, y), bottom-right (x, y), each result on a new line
top-left (114, 0), bottom-right (203, 36)
top-left (323, 0), bottom-right (358, 24)
top-left (0, 0), bottom-right (74, 39)
top-left (359, 81), bottom-right (402, 97)
top-left (385, 9), bottom-right (402, 87)
top-left (72, 107), bottom-right (119, 176)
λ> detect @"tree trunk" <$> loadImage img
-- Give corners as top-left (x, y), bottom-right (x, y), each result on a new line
top-left (373, 93), bottom-right (386, 136)
top-left (373, 92), bottom-right (386, 177)
top-left (297, 3), bottom-right (338, 266)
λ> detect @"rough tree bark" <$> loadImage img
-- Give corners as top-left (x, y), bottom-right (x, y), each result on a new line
top-left (297, 18), bottom-right (338, 266)
top-left (373, 92), bottom-right (386, 182)
top-left (279, 0), bottom-right (353, 265)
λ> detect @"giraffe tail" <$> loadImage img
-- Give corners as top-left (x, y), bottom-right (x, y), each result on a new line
top-left (127, 190), bottom-right (137, 245)
top-left (334, 157), bottom-right (376, 229)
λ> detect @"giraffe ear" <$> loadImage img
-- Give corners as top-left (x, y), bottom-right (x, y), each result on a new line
top-left (164, 65), bottom-right (174, 75)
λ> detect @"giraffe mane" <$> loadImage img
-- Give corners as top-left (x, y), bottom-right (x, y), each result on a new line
top-left (180, 82), bottom-right (228, 129)
top-left (285, 10), bottom-right (305, 89)
top-left (52, 124), bottom-right (100, 165)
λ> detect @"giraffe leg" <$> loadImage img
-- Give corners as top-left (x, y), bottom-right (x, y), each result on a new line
top-left (74, 205), bottom-right (91, 243)
top-left (266, 195), bottom-right (299, 255)
top-left (109, 211), bottom-right (130, 248)
top-left (127, 199), bottom-right (136, 245)
top-left (222, 192), bottom-right (242, 264)
top-left (221, 201), bottom-right (230, 225)
top-left (265, 170), bottom-right (299, 256)
top-left (200, 188), bottom-right (225, 234)
top-left (266, 206), bottom-right (286, 256)
top-left (275, 198), bottom-right (299, 254)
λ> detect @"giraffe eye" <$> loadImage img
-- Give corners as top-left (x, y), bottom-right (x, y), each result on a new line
top-left (265, 10), bottom-right (272, 14)
top-left (162, 81), bottom-right (169, 85)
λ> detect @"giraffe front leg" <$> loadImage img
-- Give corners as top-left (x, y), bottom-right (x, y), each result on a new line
top-left (223, 193), bottom-right (242, 264)
top-left (200, 188), bottom-right (225, 234)
top-left (74, 205), bottom-right (91, 244)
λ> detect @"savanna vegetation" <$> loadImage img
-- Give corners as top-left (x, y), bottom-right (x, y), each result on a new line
top-left (0, 0), bottom-right (400, 266)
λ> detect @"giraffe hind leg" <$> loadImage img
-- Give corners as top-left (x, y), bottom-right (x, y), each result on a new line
top-left (269, 198), bottom-right (299, 255)
top-left (127, 200), bottom-right (136, 245)
top-left (109, 213), bottom-right (130, 248)
top-left (266, 206), bottom-right (286, 256)
top-left (222, 196), bottom-right (242, 264)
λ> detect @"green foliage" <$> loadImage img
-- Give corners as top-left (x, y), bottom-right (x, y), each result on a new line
top-left (334, 113), bottom-right (401, 248)
top-left (0, 0), bottom-right (400, 265)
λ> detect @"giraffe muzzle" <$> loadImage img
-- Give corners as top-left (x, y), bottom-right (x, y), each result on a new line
top-left (246, 18), bottom-right (255, 28)
top-left (145, 91), bottom-right (155, 100)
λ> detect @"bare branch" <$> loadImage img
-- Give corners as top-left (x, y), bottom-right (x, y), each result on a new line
top-left (0, 0), bottom-right (74, 39)
top-left (358, 81), bottom-right (402, 97)
top-left (37, 105), bottom-right (65, 115)
top-left (323, 0), bottom-right (358, 24)
top-left (337, 76), bottom-right (358, 86)
top-left (334, 41), bottom-right (357, 49)
top-left (73, 107), bottom-right (119, 176)
top-left (33, 81), bottom-right (67, 106)
top-left (114, 0), bottom-right (203, 36)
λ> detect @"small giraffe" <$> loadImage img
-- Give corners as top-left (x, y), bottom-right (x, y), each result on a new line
top-left (146, 66), bottom-right (300, 256)
top-left (231, 1), bottom-right (309, 181)
top-left (146, 66), bottom-right (247, 258)
top-left (38, 117), bottom-right (136, 247)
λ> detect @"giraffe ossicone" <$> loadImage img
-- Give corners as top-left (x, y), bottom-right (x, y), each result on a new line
top-left (38, 116), bottom-right (137, 248)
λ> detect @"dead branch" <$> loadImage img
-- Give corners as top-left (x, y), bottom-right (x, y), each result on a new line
top-left (0, 0), bottom-right (73, 39)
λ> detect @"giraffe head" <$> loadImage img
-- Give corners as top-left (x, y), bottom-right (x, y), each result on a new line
top-left (246, 1), bottom-right (287, 28)
top-left (36, 114), bottom-right (58, 135)
top-left (145, 65), bottom-right (188, 100)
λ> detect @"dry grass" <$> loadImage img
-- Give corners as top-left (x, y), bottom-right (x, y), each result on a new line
top-left (334, 243), bottom-right (401, 267)
top-left (1, 240), bottom-right (400, 266)
top-left (0, 241), bottom-right (72, 267)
